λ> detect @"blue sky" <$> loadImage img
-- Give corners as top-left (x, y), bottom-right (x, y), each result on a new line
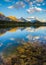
top-left (0, 0), bottom-right (46, 20)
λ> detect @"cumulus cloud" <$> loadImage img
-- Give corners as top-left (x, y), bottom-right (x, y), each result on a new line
top-left (37, 4), bottom-right (41, 6)
top-left (24, 0), bottom-right (30, 2)
top-left (8, 5), bottom-right (14, 9)
top-left (27, 7), bottom-right (35, 13)
top-left (33, 36), bottom-right (40, 40)
top-left (15, 1), bottom-right (25, 8)
top-left (29, 2), bottom-right (33, 6)
top-left (4, 0), bottom-right (12, 2)
top-left (8, 1), bottom-right (25, 9)
top-left (27, 7), bottom-right (45, 13)
top-left (33, 1), bottom-right (36, 3)
top-left (36, 0), bottom-right (44, 3)
top-left (10, 38), bottom-right (15, 41)
top-left (35, 7), bottom-right (42, 11)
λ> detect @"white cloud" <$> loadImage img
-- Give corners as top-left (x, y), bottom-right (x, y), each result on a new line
top-left (27, 7), bottom-right (44, 13)
top-left (8, 6), bottom-right (14, 9)
top-left (4, 0), bottom-right (12, 2)
top-left (24, 0), bottom-right (30, 2)
top-left (15, 1), bottom-right (25, 8)
top-left (35, 7), bottom-right (42, 12)
top-left (27, 7), bottom-right (35, 13)
top-left (33, 1), bottom-right (36, 3)
top-left (27, 16), bottom-right (35, 19)
top-left (29, 2), bottom-right (33, 6)
top-left (36, 0), bottom-right (43, 2)
top-left (8, 1), bottom-right (25, 9)
top-left (37, 4), bottom-right (41, 6)
top-left (33, 36), bottom-right (40, 40)
top-left (10, 38), bottom-right (15, 41)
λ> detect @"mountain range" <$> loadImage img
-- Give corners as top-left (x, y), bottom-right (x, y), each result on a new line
top-left (0, 13), bottom-right (18, 22)
top-left (0, 12), bottom-right (45, 23)
top-left (0, 13), bottom-right (28, 22)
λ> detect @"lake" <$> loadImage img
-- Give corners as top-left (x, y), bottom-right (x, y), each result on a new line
top-left (0, 26), bottom-right (46, 52)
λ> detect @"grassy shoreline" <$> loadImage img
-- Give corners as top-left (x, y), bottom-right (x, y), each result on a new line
top-left (1, 42), bottom-right (46, 65)
top-left (0, 20), bottom-right (46, 28)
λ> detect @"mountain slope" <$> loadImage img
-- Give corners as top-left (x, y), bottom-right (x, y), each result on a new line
top-left (19, 17), bottom-right (28, 22)
top-left (8, 16), bottom-right (18, 21)
top-left (0, 13), bottom-right (6, 20)
top-left (0, 13), bottom-right (12, 21)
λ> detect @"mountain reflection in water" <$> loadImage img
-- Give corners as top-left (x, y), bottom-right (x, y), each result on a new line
top-left (0, 26), bottom-right (46, 52)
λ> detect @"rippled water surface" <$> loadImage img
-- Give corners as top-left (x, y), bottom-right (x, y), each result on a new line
top-left (0, 26), bottom-right (46, 52)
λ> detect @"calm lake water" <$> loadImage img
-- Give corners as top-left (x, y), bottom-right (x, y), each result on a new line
top-left (0, 26), bottom-right (46, 52)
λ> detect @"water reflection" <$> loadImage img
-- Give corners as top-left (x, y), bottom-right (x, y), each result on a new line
top-left (0, 26), bottom-right (46, 52)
